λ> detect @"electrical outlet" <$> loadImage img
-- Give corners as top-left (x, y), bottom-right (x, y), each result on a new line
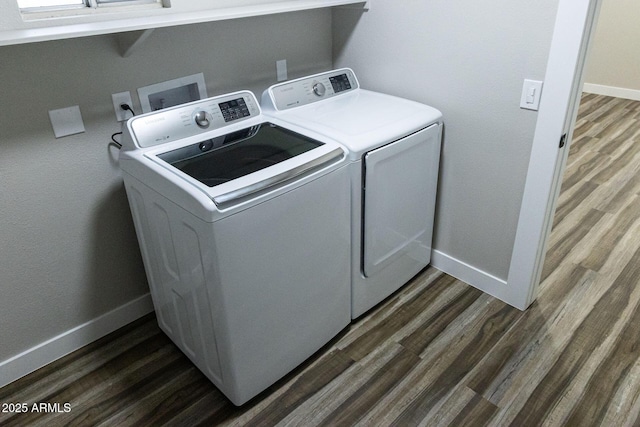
top-left (112, 91), bottom-right (133, 122)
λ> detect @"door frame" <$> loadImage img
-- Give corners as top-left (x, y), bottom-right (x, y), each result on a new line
top-left (506, 0), bottom-right (603, 310)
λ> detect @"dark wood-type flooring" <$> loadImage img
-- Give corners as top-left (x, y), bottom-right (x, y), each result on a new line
top-left (2, 94), bottom-right (640, 426)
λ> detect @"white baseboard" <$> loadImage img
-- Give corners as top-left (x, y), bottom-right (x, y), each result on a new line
top-left (431, 250), bottom-right (512, 305)
top-left (0, 293), bottom-right (154, 389)
top-left (583, 83), bottom-right (640, 101)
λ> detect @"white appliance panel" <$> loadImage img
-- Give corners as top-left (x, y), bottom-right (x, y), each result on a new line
top-left (267, 68), bottom-right (359, 110)
top-left (363, 124), bottom-right (441, 277)
top-left (124, 178), bottom-right (224, 384)
top-left (211, 166), bottom-right (350, 402)
top-left (120, 90), bottom-right (352, 405)
top-left (122, 158), bottom-right (350, 405)
top-left (263, 69), bottom-right (444, 319)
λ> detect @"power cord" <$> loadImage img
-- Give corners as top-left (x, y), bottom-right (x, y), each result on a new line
top-left (120, 103), bottom-right (136, 117)
top-left (110, 103), bottom-right (137, 149)
top-left (110, 132), bottom-right (123, 148)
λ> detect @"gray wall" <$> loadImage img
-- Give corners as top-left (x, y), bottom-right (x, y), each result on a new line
top-left (584, 0), bottom-right (640, 91)
top-left (0, 9), bottom-right (332, 362)
top-left (333, 0), bottom-right (559, 280)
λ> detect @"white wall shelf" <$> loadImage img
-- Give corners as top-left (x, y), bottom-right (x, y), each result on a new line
top-left (0, 0), bottom-right (369, 47)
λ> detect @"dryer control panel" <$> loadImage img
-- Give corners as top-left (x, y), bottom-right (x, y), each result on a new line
top-left (264, 68), bottom-right (359, 111)
top-left (125, 91), bottom-right (261, 149)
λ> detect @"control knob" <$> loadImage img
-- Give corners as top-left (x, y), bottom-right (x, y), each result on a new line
top-left (312, 82), bottom-right (326, 97)
top-left (194, 111), bottom-right (210, 129)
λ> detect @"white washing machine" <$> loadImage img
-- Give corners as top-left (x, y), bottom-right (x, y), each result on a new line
top-left (119, 91), bottom-right (351, 405)
top-left (262, 69), bottom-right (443, 318)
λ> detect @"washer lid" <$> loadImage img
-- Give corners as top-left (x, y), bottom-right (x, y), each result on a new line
top-left (132, 119), bottom-right (346, 212)
top-left (156, 122), bottom-right (323, 189)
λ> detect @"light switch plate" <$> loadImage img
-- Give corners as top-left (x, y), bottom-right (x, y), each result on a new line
top-left (49, 106), bottom-right (85, 138)
top-left (520, 79), bottom-right (543, 111)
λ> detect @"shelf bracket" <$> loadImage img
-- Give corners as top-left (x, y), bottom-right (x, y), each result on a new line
top-left (117, 28), bottom-right (155, 58)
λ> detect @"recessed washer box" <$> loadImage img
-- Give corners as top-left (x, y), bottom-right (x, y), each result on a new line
top-left (137, 73), bottom-right (207, 113)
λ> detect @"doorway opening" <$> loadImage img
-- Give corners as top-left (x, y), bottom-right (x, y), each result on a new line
top-left (538, 0), bottom-right (640, 295)
top-left (538, 93), bottom-right (640, 297)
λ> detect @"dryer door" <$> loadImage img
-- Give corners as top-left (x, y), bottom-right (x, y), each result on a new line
top-left (363, 123), bottom-right (441, 277)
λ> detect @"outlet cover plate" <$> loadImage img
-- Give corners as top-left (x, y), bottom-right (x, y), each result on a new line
top-left (112, 91), bottom-right (133, 121)
top-left (49, 106), bottom-right (85, 138)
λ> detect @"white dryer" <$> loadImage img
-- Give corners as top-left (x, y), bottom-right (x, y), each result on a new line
top-left (262, 69), bottom-right (443, 318)
top-left (119, 91), bottom-right (351, 405)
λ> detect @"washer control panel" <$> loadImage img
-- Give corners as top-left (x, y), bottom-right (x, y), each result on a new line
top-left (312, 82), bottom-right (327, 97)
top-left (267, 68), bottom-right (359, 111)
top-left (128, 91), bottom-right (260, 148)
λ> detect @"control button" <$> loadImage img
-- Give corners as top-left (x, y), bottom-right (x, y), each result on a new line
top-left (199, 140), bottom-right (214, 152)
top-left (194, 111), bottom-right (210, 129)
top-left (313, 82), bottom-right (326, 97)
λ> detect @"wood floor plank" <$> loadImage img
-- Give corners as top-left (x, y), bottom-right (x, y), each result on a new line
top-left (547, 183), bottom-right (611, 249)
top-left (603, 175), bottom-right (640, 212)
top-left (314, 344), bottom-right (420, 426)
top-left (571, 118), bottom-right (598, 140)
top-left (602, 360), bottom-right (640, 426)
top-left (576, 95), bottom-right (613, 120)
top-left (340, 273), bottom-right (457, 361)
top-left (592, 109), bottom-right (638, 141)
top-left (335, 267), bottom-right (445, 353)
top-left (593, 155), bottom-right (640, 213)
top-left (568, 201), bottom-right (640, 283)
top-left (0, 314), bottom-right (160, 405)
top-left (227, 349), bottom-right (354, 426)
top-left (590, 137), bottom-right (640, 185)
top-left (352, 295), bottom-right (499, 426)
top-left (399, 285), bottom-right (482, 356)
top-left (1, 338), bottom-right (186, 427)
top-left (488, 208), bottom-right (640, 424)
top-left (551, 180), bottom-right (598, 227)
top-left (507, 245), bottom-right (640, 427)
top-left (277, 337), bottom-right (422, 426)
top-left (417, 384), bottom-right (497, 427)
top-left (466, 264), bottom-right (592, 400)
top-left (567, 134), bottom-right (594, 159)
top-left (529, 267), bottom-right (640, 427)
top-left (559, 151), bottom-right (610, 193)
top-left (597, 119), bottom-right (640, 156)
top-left (95, 365), bottom-right (215, 427)
top-left (562, 288), bottom-right (640, 426)
top-left (447, 391), bottom-right (498, 427)
top-left (159, 389), bottom-right (232, 427)
top-left (581, 96), bottom-right (630, 125)
top-left (579, 196), bottom-right (640, 271)
top-left (487, 271), bottom-right (613, 426)
top-left (540, 208), bottom-right (606, 281)
top-left (388, 303), bottom-right (520, 425)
